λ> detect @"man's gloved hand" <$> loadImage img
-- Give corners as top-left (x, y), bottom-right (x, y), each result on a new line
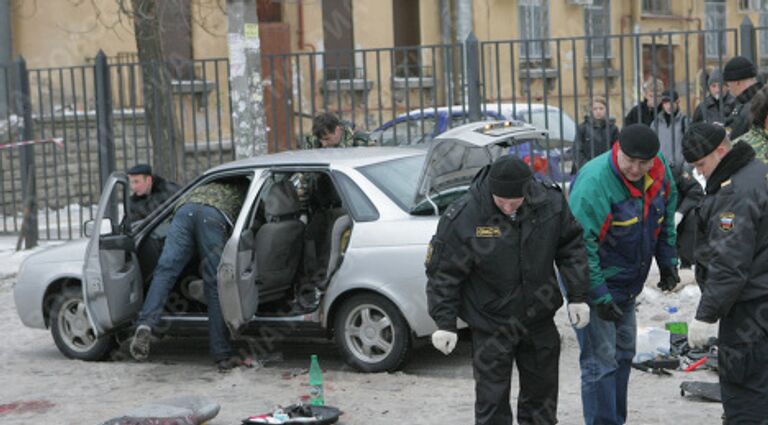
top-left (567, 303), bottom-right (591, 329)
top-left (657, 266), bottom-right (680, 292)
top-left (688, 319), bottom-right (718, 349)
top-left (596, 300), bottom-right (624, 322)
top-left (431, 330), bottom-right (458, 355)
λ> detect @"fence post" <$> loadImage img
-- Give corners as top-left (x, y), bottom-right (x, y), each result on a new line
top-left (740, 16), bottom-right (756, 63)
top-left (465, 32), bottom-right (481, 122)
top-left (14, 56), bottom-right (37, 249)
top-left (94, 51), bottom-right (115, 191)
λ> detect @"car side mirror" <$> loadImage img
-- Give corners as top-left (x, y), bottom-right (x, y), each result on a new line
top-left (83, 219), bottom-right (113, 237)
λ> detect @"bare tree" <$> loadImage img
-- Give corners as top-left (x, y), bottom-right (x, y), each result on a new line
top-left (126, 0), bottom-right (183, 182)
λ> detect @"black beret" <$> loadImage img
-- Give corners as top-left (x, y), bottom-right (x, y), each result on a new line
top-left (683, 122), bottom-right (726, 162)
top-left (618, 124), bottom-right (660, 160)
top-left (488, 155), bottom-right (532, 198)
top-left (127, 163), bottom-right (152, 175)
top-left (661, 89), bottom-right (679, 101)
top-left (723, 56), bottom-right (756, 82)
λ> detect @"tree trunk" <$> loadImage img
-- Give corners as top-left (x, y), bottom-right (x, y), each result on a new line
top-left (130, 0), bottom-right (183, 182)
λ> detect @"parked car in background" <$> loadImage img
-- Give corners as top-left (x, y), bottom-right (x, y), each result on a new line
top-left (370, 103), bottom-right (577, 182)
top-left (13, 120), bottom-right (548, 373)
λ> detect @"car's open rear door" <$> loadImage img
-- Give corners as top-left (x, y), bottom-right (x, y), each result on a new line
top-left (83, 172), bottom-right (142, 336)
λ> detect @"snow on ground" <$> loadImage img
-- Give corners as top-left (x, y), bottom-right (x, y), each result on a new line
top-left (0, 238), bottom-right (724, 424)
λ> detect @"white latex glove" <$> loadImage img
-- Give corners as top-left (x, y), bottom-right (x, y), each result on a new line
top-left (567, 303), bottom-right (591, 329)
top-left (674, 211), bottom-right (684, 227)
top-left (431, 330), bottom-right (458, 355)
top-left (688, 319), bottom-right (718, 348)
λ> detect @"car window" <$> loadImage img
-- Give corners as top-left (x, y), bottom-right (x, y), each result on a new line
top-left (515, 110), bottom-right (576, 144)
top-left (357, 154), bottom-right (425, 212)
top-left (332, 171), bottom-right (379, 222)
top-left (379, 118), bottom-right (437, 146)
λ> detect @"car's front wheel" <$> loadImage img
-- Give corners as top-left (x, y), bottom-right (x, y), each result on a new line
top-left (334, 293), bottom-right (411, 372)
top-left (50, 287), bottom-right (114, 360)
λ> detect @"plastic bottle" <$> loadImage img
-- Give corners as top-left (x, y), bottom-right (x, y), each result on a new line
top-left (309, 354), bottom-right (324, 406)
top-left (663, 305), bottom-right (688, 335)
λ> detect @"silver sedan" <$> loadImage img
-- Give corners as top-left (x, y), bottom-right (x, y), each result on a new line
top-left (13, 120), bottom-right (546, 372)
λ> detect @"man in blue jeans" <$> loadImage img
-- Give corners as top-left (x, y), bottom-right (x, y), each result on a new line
top-left (569, 124), bottom-right (680, 424)
top-left (129, 178), bottom-right (249, 371)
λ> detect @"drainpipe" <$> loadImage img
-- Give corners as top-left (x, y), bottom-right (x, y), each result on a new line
top-left (455, 0), bottom-right (473, 105)
top-left (0, 0), bottom-right (12, 117)
top-left (440, 0), bottom-right (453, 105)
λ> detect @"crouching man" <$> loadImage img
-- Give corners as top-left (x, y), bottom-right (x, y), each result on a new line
top-left (426, 155), bottom-right (590, 424)
top-left (683, 122), bottom-right (768, 423)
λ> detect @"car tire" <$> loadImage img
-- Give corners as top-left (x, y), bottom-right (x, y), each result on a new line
top-left (334, 293), bottom-right (411, 372)
top-left (49, 286), bottom-right (114, 361)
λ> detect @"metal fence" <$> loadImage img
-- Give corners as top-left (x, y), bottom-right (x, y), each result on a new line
top-left (2, 19), bottom-right (767, 242)
top-left (0, 55), bottom-right (233, 241)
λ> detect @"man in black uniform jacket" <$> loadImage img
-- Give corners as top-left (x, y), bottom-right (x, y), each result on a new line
top-left (425, 155), bottom-right (590, 425)
top-left (127, 164), bottom-right (181, 222)
top-left (683, 122), bottom-right (768, 423)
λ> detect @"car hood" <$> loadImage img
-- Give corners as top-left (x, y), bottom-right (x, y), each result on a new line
top-left (413, 120), bottom-right (546, 208)
top-left (24, 239), bottom-right (88, 264)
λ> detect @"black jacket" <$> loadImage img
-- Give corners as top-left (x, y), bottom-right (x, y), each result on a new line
top-left (129, 175), bottom-right (181, 222)
top-left (692, 93), bottom-right (735, 125)
top-left (624, 99), bottom-right (663, 127)
top-left (694, 142), bottom-right (768, 328)
top-left (728, 82), bottom-right (764, 140)
top-left (672, 166), bottom-right (704, 268)
top-left (425, 166), bottom-right (589, 334)
top-left (573, 116), bottom-right (619, 173)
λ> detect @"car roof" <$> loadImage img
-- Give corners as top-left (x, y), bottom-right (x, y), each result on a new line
top-left (433, 120), bottom-right (546, 146)
top-left (205, 146), bottom-right (425, 174)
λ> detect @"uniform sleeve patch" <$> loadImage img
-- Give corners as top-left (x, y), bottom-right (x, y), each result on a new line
top-left (475, 226), bottom-right (501, 238)
top-left (719, 212), bottom-right (735, 232)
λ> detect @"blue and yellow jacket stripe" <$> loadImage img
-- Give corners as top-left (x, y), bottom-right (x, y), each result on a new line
top-left (569, 143), bottom-right (678, 304)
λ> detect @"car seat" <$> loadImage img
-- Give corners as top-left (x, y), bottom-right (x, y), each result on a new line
top-left (255, 179), bottom-right (304, 303)
top-left (304, 174), bottom-right (346, 282)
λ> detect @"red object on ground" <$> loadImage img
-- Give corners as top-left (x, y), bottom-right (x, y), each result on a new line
top-left (0, 400), bottom-right (55, 415)
top-left (685, 356), bottom-right (709, 372)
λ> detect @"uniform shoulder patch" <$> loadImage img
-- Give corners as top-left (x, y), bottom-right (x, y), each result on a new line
top-left (719, 212), bottom-right (735, 232)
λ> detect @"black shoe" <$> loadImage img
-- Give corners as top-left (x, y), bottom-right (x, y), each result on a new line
top-left (217, 356), bottom-right (254, 373)
top-left (129, 325), bottom-right (152, 361)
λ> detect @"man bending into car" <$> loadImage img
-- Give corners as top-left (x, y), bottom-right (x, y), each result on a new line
top-left (129, 177), bottom-right (249, 372)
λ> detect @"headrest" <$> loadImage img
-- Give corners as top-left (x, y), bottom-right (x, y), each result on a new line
top-left (265, 180), bottom-right (300, 219)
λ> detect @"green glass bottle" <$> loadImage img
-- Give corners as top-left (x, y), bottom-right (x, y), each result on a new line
top-left (309, 354), bottom-right (324, 406)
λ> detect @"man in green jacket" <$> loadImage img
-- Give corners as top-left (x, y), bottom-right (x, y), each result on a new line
top-left (568, 124), bottom-right (679, 425)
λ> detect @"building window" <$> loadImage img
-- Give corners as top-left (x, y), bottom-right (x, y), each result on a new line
top-left (642, 0), bottom-right (671, 15)
top-left (322, 0), bottom-right (355, 80)
top-left (584, 0), bottom-right (611, 59)
top-left (739, 0), bottom-right (766, 11)
top-left (518, 0), bottom-right (550, 61)
top-left (705, 1), bottom-right (727, 59)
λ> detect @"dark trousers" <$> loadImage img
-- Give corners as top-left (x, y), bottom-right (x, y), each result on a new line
top-left (136, 203), bottom-right (233, 362)
top-left (718, 300), bottom-right (768, 424)
top-left (471, 320), bottom-right (560, 425)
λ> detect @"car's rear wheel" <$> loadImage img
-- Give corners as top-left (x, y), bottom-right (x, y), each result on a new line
top-left (334, 293), bottom-right (410, 372)
top-left (50, 287), bottom-right (114, 360)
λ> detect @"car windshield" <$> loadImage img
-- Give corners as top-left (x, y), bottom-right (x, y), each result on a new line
top-left (357, 154), bottom-right (425, 212)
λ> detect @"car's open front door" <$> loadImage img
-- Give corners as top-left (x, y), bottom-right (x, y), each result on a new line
top-left (218, 171), bottom-right (266, 335)
top-left (82, 172), bottom-right (142, 336)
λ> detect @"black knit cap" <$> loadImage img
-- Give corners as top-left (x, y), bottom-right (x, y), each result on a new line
top-left (661, 89), bottom-right (679, 101)
top-left (127, 163), bottom-right (152, 175)
top-left (723, 56), bottom-right (756, 82)
top-left (618, 124), bottom-right (660, 160)
top-left (682, 122), bottom-right (726, 162)
top-left (488, 155), bottom-right (532, 198)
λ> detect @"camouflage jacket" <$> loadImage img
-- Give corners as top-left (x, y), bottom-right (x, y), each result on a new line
top-left (303, 123), bottom-right (374, 149)
top-left (177, 181), bottom-right (249, 225)
top-left (734, 126), bottom-right (768, 164)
